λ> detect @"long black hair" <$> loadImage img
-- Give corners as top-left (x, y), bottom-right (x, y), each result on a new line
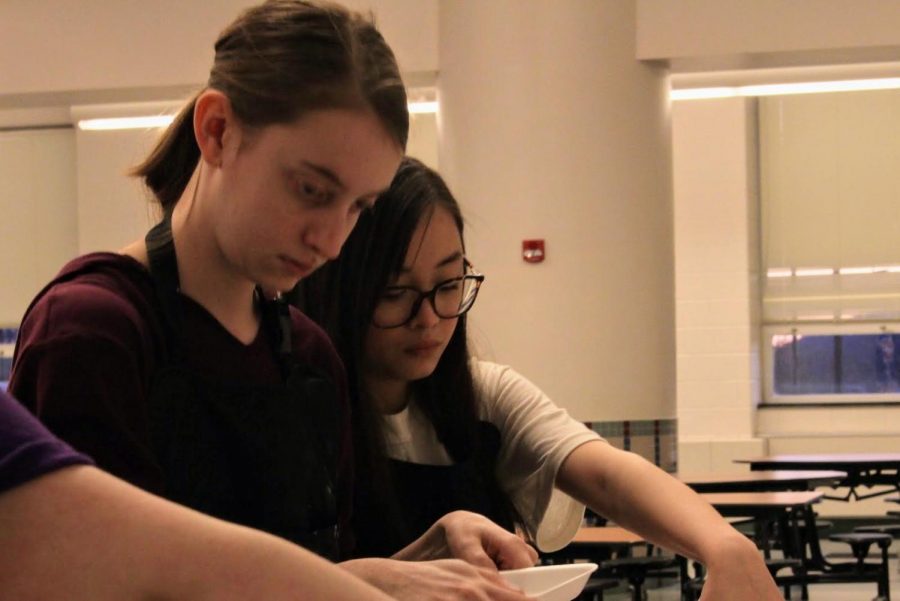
top-left (296, 157), bottom-right (491, 533)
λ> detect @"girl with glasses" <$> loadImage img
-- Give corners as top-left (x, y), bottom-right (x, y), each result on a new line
top-left (8, 2), bottom-right (534, 598)
top-left (299, 157), bottom-right (783, 600)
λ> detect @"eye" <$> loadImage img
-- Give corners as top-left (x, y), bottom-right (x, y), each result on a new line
top-left (351, 197), bottom-right (376, 215)
top-left (436, 279), bottom-right (462, 295)
top-left (296, 179), bottom-right (331, 204)
top-left (380, 287), bottom-right (409, 302)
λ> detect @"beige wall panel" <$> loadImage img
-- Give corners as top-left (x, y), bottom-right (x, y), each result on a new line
top-left (0, 129), bottom-right (77, 324)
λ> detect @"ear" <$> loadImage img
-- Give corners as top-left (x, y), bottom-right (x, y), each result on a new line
top-left (193, 89), bottom-right (238, 168)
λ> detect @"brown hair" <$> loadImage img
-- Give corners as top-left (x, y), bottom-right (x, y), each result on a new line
top-left (132, 0), bottom-right (408, 209)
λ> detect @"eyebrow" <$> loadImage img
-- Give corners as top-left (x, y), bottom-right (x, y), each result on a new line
top-left (300, 160), bottom-right (390, 199)
top-left (300, 161), bottom-right (345, 191)
top-left (400, 250), bottom-right (463, 274)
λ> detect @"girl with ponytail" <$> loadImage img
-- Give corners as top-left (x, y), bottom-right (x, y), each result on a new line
top-left (9, 2), bottom-right (535, 598)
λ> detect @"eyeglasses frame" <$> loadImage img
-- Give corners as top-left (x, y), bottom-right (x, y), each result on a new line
top-left (372, 259), bottom-right (485, 329)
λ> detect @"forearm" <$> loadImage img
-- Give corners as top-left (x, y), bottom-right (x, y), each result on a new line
top-left (0, 466), bottom-right (394, 601)
top-left (557, 441), bottom-right (751, 563)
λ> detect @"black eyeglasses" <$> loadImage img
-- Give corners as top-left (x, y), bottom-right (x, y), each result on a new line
top-left (372, 260), bottom-right (485, 329)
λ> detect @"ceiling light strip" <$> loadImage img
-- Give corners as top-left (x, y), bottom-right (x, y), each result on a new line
top-left (671, 77), bottom-right (900, 101)
top-left (78, 100), bottom-right (440, 131)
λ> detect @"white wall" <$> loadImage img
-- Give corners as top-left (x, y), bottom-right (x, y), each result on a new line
top-left (671, 98), bottom-right (766, 471)
top-left (0, 0), bottom-right (437, 99)
top-left (438, 0), bottom-right (674, 422)
top-left (0, 129), bottom-right (77, 325)
top-left (637, 0), bottom-right (900, 70)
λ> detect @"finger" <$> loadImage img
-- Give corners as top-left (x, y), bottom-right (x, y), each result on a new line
top-left (490, 536), bottom-right (539, 570)
top-left (452, 539), bottom-right (499, 570)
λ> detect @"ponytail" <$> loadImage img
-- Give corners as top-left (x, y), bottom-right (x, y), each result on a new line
top-left (130, 95), bottom-right (200, 210)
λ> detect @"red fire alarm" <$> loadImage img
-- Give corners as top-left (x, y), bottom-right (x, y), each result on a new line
top-left (522, 239), bottom-right (545, 263)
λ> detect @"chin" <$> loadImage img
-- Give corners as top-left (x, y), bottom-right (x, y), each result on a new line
top-left (403, 361), bottom-right (439, 382)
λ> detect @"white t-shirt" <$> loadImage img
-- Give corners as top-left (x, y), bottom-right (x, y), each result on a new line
top-left (381, 359), bottom-right (602, 551)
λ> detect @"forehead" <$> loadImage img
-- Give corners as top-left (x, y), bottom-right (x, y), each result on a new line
top-left (404, 205), bottom-right (463, 267)
top-left (246, 108), bottom-right (402, 189)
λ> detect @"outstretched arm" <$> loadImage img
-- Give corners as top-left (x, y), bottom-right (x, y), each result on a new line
top-left (0, 465), bottom-right (394, 601)
top-left (556, 440), bottom-right (782, 601)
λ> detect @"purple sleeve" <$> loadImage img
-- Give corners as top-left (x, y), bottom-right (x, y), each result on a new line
top-left (9, 277), bottom-right (165, 493)
top-left (0, 390), bottom-right (93, 495)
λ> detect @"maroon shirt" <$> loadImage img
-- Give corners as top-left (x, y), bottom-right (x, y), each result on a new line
top-left (0, 389), bottom-right (93, 495)
top-left (9, 253), bottom-right (353, 541)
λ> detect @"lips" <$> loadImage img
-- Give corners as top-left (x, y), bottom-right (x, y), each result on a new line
top-left (280, 255), bottom-right (316, 278)
top-left (406, 340), bottom-right (443, 354)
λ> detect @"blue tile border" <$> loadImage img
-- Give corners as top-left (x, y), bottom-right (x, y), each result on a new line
top-left (0, 327), bottom-right (18, 382)
top-left (583, 418), bottom-right (678, 473)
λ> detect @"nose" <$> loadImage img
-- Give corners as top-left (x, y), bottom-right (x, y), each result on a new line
top-left (304, 207), bottom-right (354, 261)
top-left (409, 295), bottom-right (441, 329)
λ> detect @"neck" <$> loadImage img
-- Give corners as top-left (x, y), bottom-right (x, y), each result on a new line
top-left (152, 166), bottom-right (260, 344)
top-left (364, 373), bottom-right (411, 415)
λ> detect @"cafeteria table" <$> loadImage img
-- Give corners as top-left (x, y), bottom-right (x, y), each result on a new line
top-left (542, 526), bottom-right (646, 563)
top-left (676, 470), bottom-right (846, 493)
top-left (703, 491), bottom-right (892, 598)
top-left (541, 526), bottom-right (683, 600)
top-left (736, 453), bottom-right (900, 501)
top-left (701, 491), bottom-right (824, 559)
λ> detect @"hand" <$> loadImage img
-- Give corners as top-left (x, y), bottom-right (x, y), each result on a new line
top-left (697, 534), bottom-right (782, 600)
top-left (390, 510), bottom-right (538, 569)
top-left (340, 557), bottom-right (537, 601)
top-left (438, 511), bottom-right (539, 570)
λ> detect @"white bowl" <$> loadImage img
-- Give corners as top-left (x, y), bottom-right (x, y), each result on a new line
top-left (500, 563), bottom-right (598, 601)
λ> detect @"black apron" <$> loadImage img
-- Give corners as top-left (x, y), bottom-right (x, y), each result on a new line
top-left (144, 212), bottom-right (342, 559)
top-left (352, 420), bottom-right (517, 557)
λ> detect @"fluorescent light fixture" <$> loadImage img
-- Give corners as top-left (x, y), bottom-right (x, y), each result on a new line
top-left (671, 77), bottom-right (900, 101)
top-left (840, 266), bottom-right (880, 275)
top-left (794, 267), bottom-right (835, 277)
top-left (78, 99), bottom-right (439, 131)
top-left (839, 264), bottom-right (900, 275)
top-left (766, 268), bottom-right (793, 279)
top-left (796, 312), bottom-right (838, 321)
top-left (672, 87), bottom-right (740, 101)
top-left (408, 100), bottom-right (438, 114)
top-left (769, 265), bottom-right (900, 277)
top-left (78, 115), bottom-right (176, 131)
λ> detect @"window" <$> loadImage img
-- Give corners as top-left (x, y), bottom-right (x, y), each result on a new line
top-left (765, 325), bottom-right (900, 402)
top-left (760, 90), bottom-right (900, 404)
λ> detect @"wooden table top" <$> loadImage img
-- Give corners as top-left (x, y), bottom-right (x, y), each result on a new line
top-left (701, 490), bottom-right (823, 510)
top-left (570, 526), bottom-right (645, 545)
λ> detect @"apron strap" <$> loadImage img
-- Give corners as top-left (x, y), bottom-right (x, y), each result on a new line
top-left (145, 210), bottom-right (186, 357)
top-left (144, 210), bottom-right (296, 375)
